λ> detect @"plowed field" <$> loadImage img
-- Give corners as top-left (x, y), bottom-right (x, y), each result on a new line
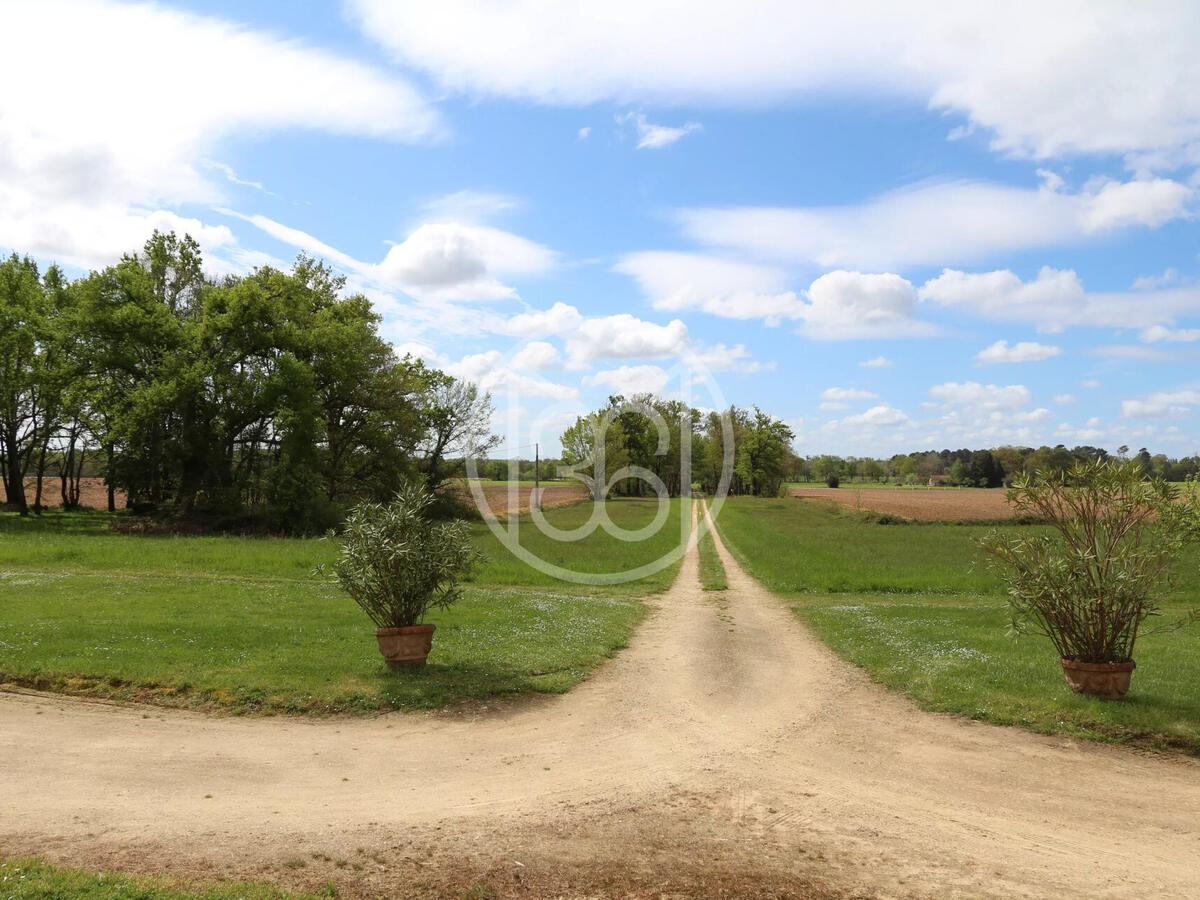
top-left (790, 486), bottom-right (1015, 521)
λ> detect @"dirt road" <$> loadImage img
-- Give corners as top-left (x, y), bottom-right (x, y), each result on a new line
top-left (2, 501), bottom-right (1198, 898)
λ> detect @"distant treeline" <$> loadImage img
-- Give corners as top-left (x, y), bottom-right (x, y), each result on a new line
top-left (798, 445), bottom-right (1200, 488)
top-left (0, 233), bottom-right (495, 530)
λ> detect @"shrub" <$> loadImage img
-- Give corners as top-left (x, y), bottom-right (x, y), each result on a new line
top-left (328, 481), bottom-right (483, 629)
top-left (826, 474), bottom-right (840, 488)
top-left (979, 459), bottom-right (1200, 664)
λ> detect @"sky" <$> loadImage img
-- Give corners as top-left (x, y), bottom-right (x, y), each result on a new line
top-left (4, 0), bottom-right (1200, 458)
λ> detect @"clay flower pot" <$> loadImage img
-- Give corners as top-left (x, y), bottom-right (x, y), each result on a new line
top-left (1060, 658), bottom-right (1136, 699)
top-left (374, 624), bottom-right (436, 668)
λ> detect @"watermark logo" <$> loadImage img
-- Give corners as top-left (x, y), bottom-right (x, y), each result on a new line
top-left (465, 356), bottom-right (734, 584)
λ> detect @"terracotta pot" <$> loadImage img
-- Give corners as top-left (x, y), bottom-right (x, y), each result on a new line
top-left (374, 624), bottom-right (436, 668)
top-left (1060, 658), bottom-right (1136, 699)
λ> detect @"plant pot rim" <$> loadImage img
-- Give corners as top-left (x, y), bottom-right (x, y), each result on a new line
top-left (1060, 657), bottom-right (1136, 672)
top-left (375, 623), bottom-right (436, 636)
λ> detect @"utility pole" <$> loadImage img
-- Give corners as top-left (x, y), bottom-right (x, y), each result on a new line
top-left (534, 442), bottom-right (539, 510)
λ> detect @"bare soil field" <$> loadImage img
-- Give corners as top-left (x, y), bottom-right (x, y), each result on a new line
top-left (3, 502), bottom-right (1198, 898)
top-left (791, 486), bottom-right (1015, 521)
top-left (453, 480), bottom-right (589, 517)
top-left (8, 479), bottom-right (586, 517)
top-left (13, 477), bottom-right (121, 510)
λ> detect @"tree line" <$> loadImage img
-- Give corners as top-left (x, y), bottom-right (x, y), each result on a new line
top-left (0, 233), bottom-right (495, 531)
top-left (558, 398), bottom-right (795, 499)
top-left (802, 445), bottom-right (1200, 488)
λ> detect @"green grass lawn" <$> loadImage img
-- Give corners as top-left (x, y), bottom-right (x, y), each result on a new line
top-left (714, 496), bottom-right (1200, 754)
top-left (0, 859), bottom-right (332, 900)
top-left (696, 503), bottom-right (727, 591)
top-left (714, 497), bottom-right (1008, 594)
top-left (0, 499), bottom-right (685, 714)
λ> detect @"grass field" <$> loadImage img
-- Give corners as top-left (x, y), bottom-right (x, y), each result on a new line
top-left (714, 496), bottom-right (1200, 753)
top-left (0, 859), bottom-right (331, 899)
top-left (696, 503), bottom-right (727, 591)
top-left (0, 499), bottom-right (685, 714)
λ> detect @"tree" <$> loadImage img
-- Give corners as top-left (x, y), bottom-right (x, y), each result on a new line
top-left (734, 408), bottom-right (794, 496)
top-left (418, 374), bottom-right (498, 492)
top-left (560, 410), bottom-right (630, 501)
top-left (0, 254), bottom-right (54, 514)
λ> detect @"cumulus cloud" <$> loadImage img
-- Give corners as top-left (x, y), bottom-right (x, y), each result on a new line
top-left (349, 1), bottom-right (1200, 161)
top-left (377, 222), bottom-right (554, 299)
top-left (504, 302), bottom-right (586, 338)
top-left (618, 112), bottom-right (702, 149)
top-left (677, 177), bottom-right (1191, 272)
top-left (2, 0), bottom-right (439, 270)
top-left (229, 213), bottom-right (555, 302)
top-left (920, 266), bottom-right (1200, 333)
top-left (839, 405), bottom-right (912, 427)
top-left (565, 313), bottom-right (690, 368)
top-left (616, 252), bottom-right (804, 325)
top-left (510, 341), bottom-right (561, 371)
top-left (976, 340), bottom-right (1062, 363)
top-left (585, 365), bottom-right (671, 396)
top-left (860, 356), bottom-right (893, 368)
top-left (445, 350), bottom-right (578, 400)
top-left (929, 381), bottom-right (1032, 410)
top-left (799, 271), bottom-right (938, 340)
top-left (1054, 393), bottom-right (1076, 404)
top-left (1121, 390), bottom-right (1200, 418)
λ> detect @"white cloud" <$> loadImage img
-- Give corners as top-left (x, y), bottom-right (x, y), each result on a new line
top-left (929, 381), bottom-right (1032, 410)
top-left (393, 341), bottom-right (447, 368)
top-left (819, 402), bottom-right (849, 411)
top-left (799, 271), bottom-right (938, 340)
top-left (618, 112), bottom-right (702, 149)
top-left (420, 190), bottom-right (521, 224)
top-left (616, 252), bottom-right (804, 325)
top-left (1, 0), bottom-right (440, 270)
top-left (230, 213), bottom-right (555, 303)
top-left (1081, 178), bottom-right (1192, 231)
top-left (860, 356), bottom-right (893, 368)
top-left (446, 350), bottom-right (578, 400)
top-left (349, 1), bottom-right (1200, 160)
top-left (840, 405), bottom-right (912, 427)
top-left (920, 266), bottom-right (1200, 333)
top-left (682, 343), bottom-right (774, 373)
top-left (1080, 380), bottom-right (1103, 388)
top-left (1054, 393), bottom-right (1076, 405)
top-left (585, 365), bottom-right (671, 397)
top-left (504, 302), bottom-right (586, 338)
top-left (1140, 325), bottom-right (1200, 343)
top-left (510, 341), bottom-right (561, 370)
top-left (578, 126), bottom-right (592, 140)
top-left (976, 340), bottom-right (1062, 364)
top-left (821, 387), bottom-right (878, 402)
top-left (565, 314), bottom-right (689, 368)
top-left (678, 177), bottom-right (1191, 272)
top-left (1132, 268), bottom-right (1184, 291)
top-left (377, 222), bottom-right (554, 299)
top-left (1122, 391), bottom-right (1200, 419)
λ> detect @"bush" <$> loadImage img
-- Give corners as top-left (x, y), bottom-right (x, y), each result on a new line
top-left (825, 474), bottom-right (840, 488)
top-left (979, 459), bottom-right (1200, 664)
top-left (328, 481), bottom-right (483, 629)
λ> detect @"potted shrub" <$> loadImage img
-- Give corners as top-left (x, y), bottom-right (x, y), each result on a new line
top-left (330, 482), bottom-right (483, 668)
top-left (980, 459), bottom-right (1200, 699)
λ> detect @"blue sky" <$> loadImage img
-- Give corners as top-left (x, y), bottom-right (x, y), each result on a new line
top-left (5, 1), bottom-right (1200, 457)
